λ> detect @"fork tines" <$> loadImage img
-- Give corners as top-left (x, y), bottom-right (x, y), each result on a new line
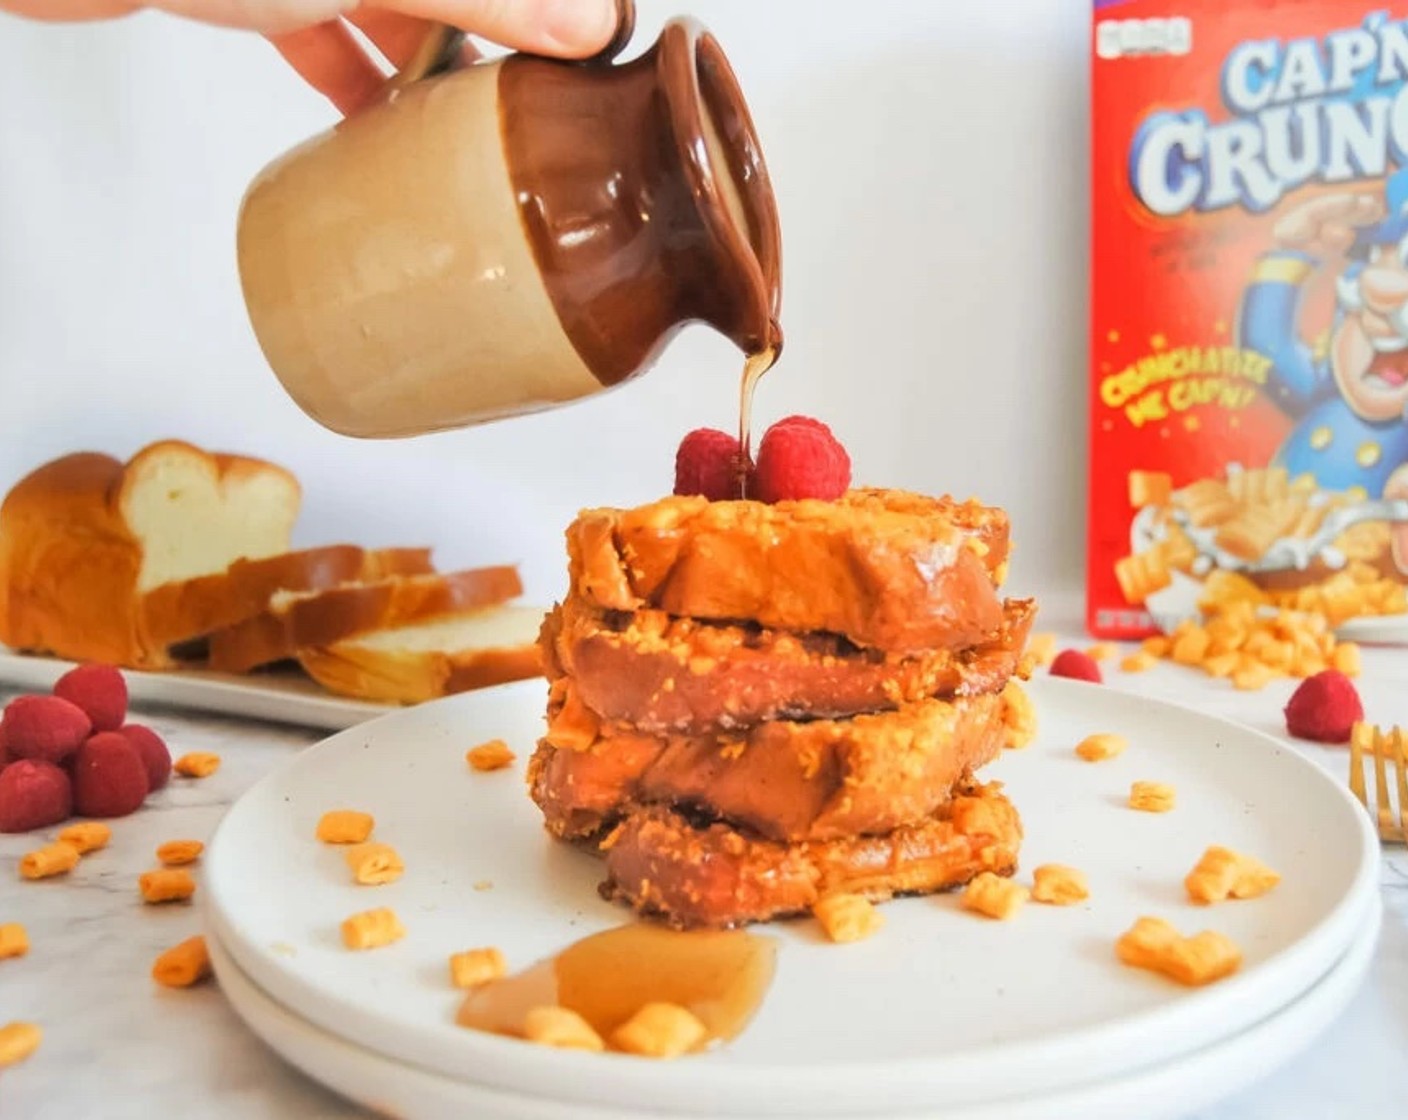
top-left (1349, 721), bottom-right (1408, 845)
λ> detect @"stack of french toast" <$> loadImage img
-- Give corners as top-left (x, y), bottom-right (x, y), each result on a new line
top-left (530, 488), bottom-right (1037, 929)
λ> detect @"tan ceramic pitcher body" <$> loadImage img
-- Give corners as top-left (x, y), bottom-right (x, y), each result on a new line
top-left (237, 17), bottom-right (781, 438)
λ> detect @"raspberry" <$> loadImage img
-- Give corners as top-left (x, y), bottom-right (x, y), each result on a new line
top-left (674, 428), bottom-right (745, 501)
top-left (120, 723), bottom-right (172, 792)
top-left (70, 732), bottom-right (150, 818)
top-left (1050, 649), bottom-right (1104, 683)
top-left (1, 695), bottom-right (93, 764)
top-left (1284, 670), bottom-right (1363, 744)
top-left (0, 760), bottom-right (73, 832)
top-left (53, 663), bottom-right (128, 732)
top-left (750, 415), bottom-right (851, 503)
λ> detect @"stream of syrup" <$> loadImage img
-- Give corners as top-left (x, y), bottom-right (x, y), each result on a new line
top-left (456, 923), bottom-right (777, 1053)
top-left (737, 321), bottom-right (784, 497)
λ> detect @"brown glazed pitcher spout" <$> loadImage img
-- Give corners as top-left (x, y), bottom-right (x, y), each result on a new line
top-left (236, 15), bottom-right (782, 439)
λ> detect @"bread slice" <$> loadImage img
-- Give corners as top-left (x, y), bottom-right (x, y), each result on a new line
top-left (207, 566), bottom-right (524, 674)
top-left (0, 441), bottom-right (300, 667)
top-left (146, 545), bottom-right (435, 657)
top-left (566, 488), bottom-right (1010, 653)
top-left (295, 604), bottom-right (546, 704)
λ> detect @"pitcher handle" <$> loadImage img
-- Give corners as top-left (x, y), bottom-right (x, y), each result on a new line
top-left (388, 0), bottom-right (637, 91)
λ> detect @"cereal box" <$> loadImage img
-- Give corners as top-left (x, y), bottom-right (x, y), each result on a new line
top-left (1089, 0), bottom-right (1408, 641)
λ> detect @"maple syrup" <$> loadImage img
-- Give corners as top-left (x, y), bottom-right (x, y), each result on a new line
top-left (456, 923), bottom-right (777, 1052)
top-left (738, 323), bottom-right (783, 496)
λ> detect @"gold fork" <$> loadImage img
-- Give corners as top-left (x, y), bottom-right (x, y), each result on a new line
top-left (1348, 721), bottom-right (1408, 844)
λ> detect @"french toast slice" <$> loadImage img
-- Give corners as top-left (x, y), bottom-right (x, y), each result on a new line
top-left (530, 688), bottom-right (1008, 843)
top-left (541, 596), bottom-right (1035, 734)
top-left (566, 489), bottom-right (1009, 654)
top-left (599, 781), bottom-right (1022, 929)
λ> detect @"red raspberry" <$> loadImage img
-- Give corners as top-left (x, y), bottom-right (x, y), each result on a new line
top-left (70, 732), bottom-right (150, 818)
top-left (0, 759), bottom-right (73, 832)
top-left (1284, 670), bottom-right (1363, 744)
top-left (1050, 649), bottom-right (1104, 683)
top-left (120, 723), bottom-right (172, 792)
top-left (674, 428), bottom-right (745, 501)
top-left (750, 415), bottom-right (852, 503)
top-left (1, 694), bottom-right (92, 764)
top-left (53, 663), bottom-right (128, 732)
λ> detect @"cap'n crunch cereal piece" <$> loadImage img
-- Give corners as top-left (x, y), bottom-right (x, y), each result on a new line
top-left (1085, 642), bottom-right (1118, 662)
top-left (1140, 635), bottom-right (1171, 657)
top-left (152, 936), bottom-right (212, 988)
top-left (0, 922), bottom-right (29, 959)
top-left (1185, 846), bottom-right (1280, 904)
top-left (1129, 781), bottom-right (1176, 813)
top-left (1120, 651), bottom-right (1157, 673)
top-left (1031, 864), bottom-right (1088, 905)
top-left (341, 907), bottom-right (406, 950)
top-left (449, 947), bottom-right (506, 990)
top-left (19, 841), bottom-right (80, 880)
top-left (812, 893), bottom-right (885, 943)
top-left (0, 1022), bottom-right (42, 1067)
top-left (316, 809), bottom-right (374, 844)
top-left (1128, 470), bottom-right (1173, 508)
top-left (173, 752), bottom-right (220, 779)
top-left (1170, 627), bottom-right (1211, 666)
top-left (140, 868), bottom-right (196, 904)
top-left (1158, 525), bottom-right (1199, 572)
top-left (611, 1002), bottom-right (707, 1059)
top-left (1116, 916), bottom-right (1242, 987)
top-left (961, 871), bottom-right (1029, 920)
top-left (1025, 632), bottom-right (1057, 667)
top-left (466, 739), bottom-right (516, 772)
top-left (1000, 681), bottom-right (1037, 750)
top-left (1076, 733), bottom-right (1127, 762)
top-left (1115, 549), bottom-right (1173, 604)
top-left (344, 842), bottom-right (404, 886)
top-left (522, 1006), bottom-right (604, 1051)
top-left (1232, 663), bottom-right (1274, 691)
top-left (1332, 642), bottom-right (1362, 677)
top-left (156, 840), bottom-right (204, 866)
top-left (57, 821), bottom-right (111, 855)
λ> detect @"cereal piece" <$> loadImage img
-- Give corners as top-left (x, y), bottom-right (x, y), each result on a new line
top-left (1085, 642), bottom-right (1118, 662)
top-left (1031, 864), bottom-right (1088, 905)
top-left (1198, 570), bottom-right (1267, 611)
top-left (466, 739), bottom-right (516, 772)
top-left (1202, 651), bottom-right (1241, 679)
top-left (961, 871), bottom-right (1029, 920)
top-left (1229, 465), bottom-right (1289, 505)
top-left (1128, 469), bottom-right (1173, 509)
top-left (611, 1002), bottom-right (707, 1059)
top-left (1185, 846), bottom-right (1281, 904)
top-left (173, 752), bottom-right (220, 779)
top-left (1157, 524), bottom-right (1198, 572)
top-left (156, 840), bottom-right (204, 866)
top-left (1076, 732), bottom-right (1127, 762)
top-left (344, 842), bottom-right (405, 886)
top-left (1140, 634), bottom-right (1171, 656)
top-left (1025, 632), bottom-right (1057, 667)
top-left (0, 923), bottom-right (29, 959)
top-left (151, 935), bottom-right (212, 988)
top-left (1116, 916), bottom-right (1242, 987)
top-left (1170, 627), bottom-right (1210, 666)
top-left (1129, 781), bottom-right (1176, 813)
top-left (140, 868), bottom-right (196, 904)
top-left (449, 947), bottom-right (506, 990)
top-left (1176, 479), bottom-right (1238, 526)
top-left (1232, 663), bottom-right (1273, 691)
top-left (1120, 651), bottom-right (1157, 673)
top-left (1114, 549), bottom-right (1172, 604)
top-left (521, 1006), bottom-right (604, 1051)
top-left (315, 809), bottom-right (375, 845)
top-left (19, 841), bottom-right (80, 880)
top-left (57, 821), bottom-right (111, 855)
top-left (341, 907), bottom-right (406, 950)
top-left (1000, 680), bottom-right (1037, 750)
top-left (0, 1022), bottom-right (42, 1067)
top-left (1332, 642), bottom-right (1362, 677)
top-left (812, 893), bottom-right (885, 943)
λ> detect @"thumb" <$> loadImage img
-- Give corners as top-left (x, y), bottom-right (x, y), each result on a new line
top-left (376, 0), bottom-right (626, 58)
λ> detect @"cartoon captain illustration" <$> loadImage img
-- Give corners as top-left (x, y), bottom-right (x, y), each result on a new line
top-left (1238, 168), bottom-right (1408, 570)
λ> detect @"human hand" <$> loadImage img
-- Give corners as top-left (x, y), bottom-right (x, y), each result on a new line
top-left (1272, 192), bottom-right (1385, 259)
top-left (3, 0), bottom-right (623, 114)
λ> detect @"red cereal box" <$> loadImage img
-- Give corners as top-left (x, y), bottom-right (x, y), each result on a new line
top-left (1089, 0), bottom-right (1408, 641)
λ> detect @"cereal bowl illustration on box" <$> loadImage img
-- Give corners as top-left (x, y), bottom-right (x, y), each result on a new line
top-left (1090, 1), bottom-right (1408, 642)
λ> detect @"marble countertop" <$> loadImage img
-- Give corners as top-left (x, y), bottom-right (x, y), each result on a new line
top-left (2, 630), bottom-right (1406, 1120)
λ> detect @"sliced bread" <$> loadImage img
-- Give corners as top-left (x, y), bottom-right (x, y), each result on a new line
top-left (295, 605), bottom-right (546, 704)
top-left (207, 566), bottom-right (524, 674)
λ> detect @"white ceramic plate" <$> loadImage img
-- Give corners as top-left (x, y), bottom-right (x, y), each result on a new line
top-left (201, 677), bottom-right (1380, 1117)
top-left (0, 648), bottom-right (391, 731)
top-left (208, 898), bottom-right (1382, 1120)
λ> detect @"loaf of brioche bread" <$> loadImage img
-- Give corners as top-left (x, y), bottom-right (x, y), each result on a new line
top-left (0, 441), bottom-right (301, 667)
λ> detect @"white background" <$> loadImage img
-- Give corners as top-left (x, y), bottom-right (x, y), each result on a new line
top-left (0, 0), bottom-right (1089, 608)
